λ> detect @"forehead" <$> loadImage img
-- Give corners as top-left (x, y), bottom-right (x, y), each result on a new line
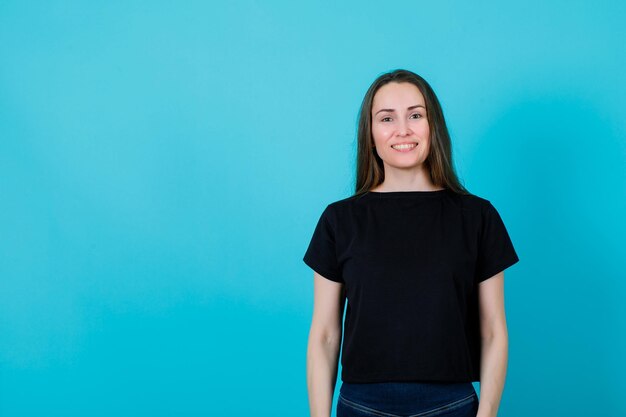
top-left (372, 82), bottom-right (426, 109)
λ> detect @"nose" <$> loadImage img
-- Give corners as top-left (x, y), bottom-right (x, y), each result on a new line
top-left (397, 119), bottom-right (412, 136)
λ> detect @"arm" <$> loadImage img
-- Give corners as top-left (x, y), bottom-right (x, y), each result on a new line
top-left (307, 272), bottom-right (346, 417)
top-left (476, 271), bottom-right (509, 417)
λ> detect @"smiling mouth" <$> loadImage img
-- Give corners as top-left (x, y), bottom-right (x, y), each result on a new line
top-left (391, 143), bottom-right (418, 151)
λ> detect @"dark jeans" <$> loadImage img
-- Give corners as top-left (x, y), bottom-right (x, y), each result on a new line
top-left (337, 381), bottom-right (479, 417)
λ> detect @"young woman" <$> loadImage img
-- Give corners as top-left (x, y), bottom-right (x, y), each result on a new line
top-left (304, 69), bottom-right (520, 417)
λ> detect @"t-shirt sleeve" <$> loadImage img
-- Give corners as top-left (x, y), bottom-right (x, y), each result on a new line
top-left (475, 201), bottom-right (520, 283)
top-left (303, 205), bottom-right (344, 283)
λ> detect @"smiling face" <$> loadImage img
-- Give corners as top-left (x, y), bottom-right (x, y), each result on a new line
top-left (371, 82), bottom-right (431, 171)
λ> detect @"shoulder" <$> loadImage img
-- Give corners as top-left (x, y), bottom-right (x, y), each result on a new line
top-left (452, 191), bottom-right (492, 211)
top-left (326, 193), bottom-right (368, 212)
top-left (316, 193), bottom-right (370, 229)
top-left (323, 189), bottom-right (496, 215)
top-left (444, 191), bottom-right (504, 228)
top-left (325, 190), bottom-right (494, 210)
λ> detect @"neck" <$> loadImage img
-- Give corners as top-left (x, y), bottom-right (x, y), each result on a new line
top-left (374, 167), bottom-right (440, 192)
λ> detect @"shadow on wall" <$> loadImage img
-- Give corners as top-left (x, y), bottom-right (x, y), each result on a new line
top-left (471, 92), bottom-right (625, 416)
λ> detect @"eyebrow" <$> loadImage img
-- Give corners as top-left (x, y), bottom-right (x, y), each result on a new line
top-left (375, 105), bottom-right (425, 115)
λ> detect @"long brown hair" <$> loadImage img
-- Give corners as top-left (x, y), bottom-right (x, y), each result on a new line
top-left (354, 69), bottom-right (470, 196)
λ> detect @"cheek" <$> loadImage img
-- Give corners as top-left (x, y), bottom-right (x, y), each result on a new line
top-left (372, 125), bottom-right (391, 143)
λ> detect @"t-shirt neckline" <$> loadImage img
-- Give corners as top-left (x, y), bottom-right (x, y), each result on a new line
top-left (367, 189), bottom-right (448, 198)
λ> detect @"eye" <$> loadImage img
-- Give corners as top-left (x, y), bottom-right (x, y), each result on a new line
top-left (381, 116), bottom-right (392, 122)
top-left (410, 113), bottom-right (423, 119)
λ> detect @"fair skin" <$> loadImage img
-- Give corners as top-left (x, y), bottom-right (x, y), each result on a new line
top-left (369, 81), bottom-right (443, 192)
top-left (306, 273), bottom-right (345, 417)
top-left (477, 272), bottom-right (509, 417)
top-left (306, 81), bottom-right (508, 417)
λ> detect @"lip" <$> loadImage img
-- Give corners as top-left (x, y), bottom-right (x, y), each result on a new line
top-left (390, 141), bottom-right (418, 146)
top-left (390, 142), bottom-right (418, 153)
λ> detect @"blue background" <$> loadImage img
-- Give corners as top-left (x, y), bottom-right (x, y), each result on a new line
top-left (1, 1), bottom-right (625, 416)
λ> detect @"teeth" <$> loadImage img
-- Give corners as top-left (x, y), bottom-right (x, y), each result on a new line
top-left (391, 143), bottom-right (417, 150)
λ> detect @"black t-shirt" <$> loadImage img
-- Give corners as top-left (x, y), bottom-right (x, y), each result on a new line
top-left (302, 189), bottom-right (520, 383)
